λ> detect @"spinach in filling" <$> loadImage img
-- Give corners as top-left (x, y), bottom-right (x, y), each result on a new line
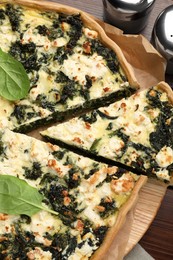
top-left (80, 111), bottom-right (98, 124)
top-left (84, 163), bottom-right (100, 179)
top-left (98, 198), bottom-right (117, 218)
top-left (5, 4), bottom-right (22, 31)
top-left (53, 46), bottom-right (72, 64)
top-left (52, 149), bottom-right (66, 160)
top-left (36, 24), bottom-right (64, 41)
top-left (90, 138), bottom-right (102, 152)
top-left (23, 162), bottom-right (43, 180)
top-left (105, 167), bottom-right (127, 182)
top-left (9, 41), bottom-right (40, 73)
top-left (97, 110), bottom-right (118, 120)
top-left (10, 105), bottom-right (40, 125)
top-left (146, 88), bottom-right (173, 151)
top-left (35, 94), bottom-right (56, 112)
top-left (90, 39), bottom-right (120, 74)
top-left (93, 226), bottom-right (108, 246)
top-left (64, 167), bottom-right (81, 189)
top-left (60, 80), bottom-right (77, 103)
top-left (40, 178), bottom-right (79, 226)
top-left (53, 14), bottom-right (83, 64)
top-left (0, 9), bottom-right (5, 21)
top-left (150, 115), bottom-right (173, 151)
top-left (61, 14), bottom-right (83, 48)
top-left (55, 71), bottom-right (79, 104)
top-left (0, 220), bottom-right (74, 259)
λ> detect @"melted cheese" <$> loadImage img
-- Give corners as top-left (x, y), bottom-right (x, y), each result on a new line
top-left (0, 129), bottom-right (138, 259)
top-left (22, 210), bottom-right (63, 243)
top-left (42, 85), bottom-right (173, 182)
top-left (0, 214), bottom-right (20, 234)
top-left (27, 247), bottom-right (52, 260)
top-left (156, 146), bottom-right (173, 168)
top-left (0, 3), bottom-right (132, 131)
top-left (61, 53), bottom-right (108, 86)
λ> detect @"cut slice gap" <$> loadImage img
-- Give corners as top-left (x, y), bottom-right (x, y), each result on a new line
top-left (14, 87), bottom-right (136, 133)
top-left (41, 134), bottom-right (147, 177)
top-left (41, 82), bottom-right (173, 184)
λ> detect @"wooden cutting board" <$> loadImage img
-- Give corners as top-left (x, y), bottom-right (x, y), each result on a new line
top-left (102, 179), bottom-right (167, 259)
top-left (125, 179), bottom-right (167, 255)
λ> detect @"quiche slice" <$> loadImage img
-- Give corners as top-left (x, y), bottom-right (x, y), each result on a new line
top-left (41, 82), bottom-right (173, 183)
top-left (0, 0), bottom-right (138, 133)
top-left (0, 129), bottom-right (146, 259)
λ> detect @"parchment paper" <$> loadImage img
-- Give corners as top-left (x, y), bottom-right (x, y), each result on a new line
top-left (102, 202), bottom-right (138, 260)
top-left (96, 20), bottom-right (166, 90)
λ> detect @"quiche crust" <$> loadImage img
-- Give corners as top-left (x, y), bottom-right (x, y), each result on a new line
top-left (155, 81), bottom-right (173, 104)
top-left (91, 175), bottom-right (147, 259)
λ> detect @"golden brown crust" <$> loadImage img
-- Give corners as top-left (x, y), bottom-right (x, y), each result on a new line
top-left (91, 175), bottom-right (147, 260)
top-left (2, 0), bottom-right (139, 90)
top-left (157, 81), bottom-right (173, 104)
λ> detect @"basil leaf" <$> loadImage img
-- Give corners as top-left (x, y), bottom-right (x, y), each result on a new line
top-left (0, 48), bottom-right (30, 101)
top-left (0, 175), bottom-right (59, 217)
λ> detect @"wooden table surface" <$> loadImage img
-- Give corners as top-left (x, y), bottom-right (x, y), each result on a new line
top-left (50, 1), bottom-right (173, 259)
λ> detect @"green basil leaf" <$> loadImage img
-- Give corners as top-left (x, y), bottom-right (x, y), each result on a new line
top-left (0, 175), bottom-right (59, 217)
top-left (0, 48), bottom-right (30, 101)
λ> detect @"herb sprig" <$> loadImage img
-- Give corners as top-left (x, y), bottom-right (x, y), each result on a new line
top-left (0, 175), bottom-right (59, 217)
top-left (0, 48), bottom-right (30, 101)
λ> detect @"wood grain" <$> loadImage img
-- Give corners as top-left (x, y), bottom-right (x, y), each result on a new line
top-left (140, 187), bottom-right (173, 260)
top-left (125, 180), bottom-right (167, 255)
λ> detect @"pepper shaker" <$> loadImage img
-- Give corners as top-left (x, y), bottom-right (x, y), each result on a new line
top-left (152, 5), bottom-right (173, 75)
top-left (102, 0), bottom-right (156, 34)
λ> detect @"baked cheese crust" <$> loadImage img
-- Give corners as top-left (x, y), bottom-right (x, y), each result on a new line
top-left (41, 82), bottom-right (173, 182)
top-left (0, 1), bottom-right (138, 132)
top-left (0, 129), bottom-right (146, 259)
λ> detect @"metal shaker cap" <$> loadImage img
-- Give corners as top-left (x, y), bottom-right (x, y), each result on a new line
top-left (152, 5), bottom-right (173, 75)
top-left (103, 0), bottom-right (155, 34)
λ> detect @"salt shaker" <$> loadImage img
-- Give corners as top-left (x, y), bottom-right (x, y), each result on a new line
top-left (152, 5), bottom-right (173, 75)
top-left (102, 0), bottom-right (156, 34)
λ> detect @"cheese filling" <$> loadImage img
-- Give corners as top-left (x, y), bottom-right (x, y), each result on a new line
top-left (41, 86), bottom-right (173, 182)
top-left (0, 2), bottom-right (133, 131)
top-left (0, 129), bottom-right (139, 259)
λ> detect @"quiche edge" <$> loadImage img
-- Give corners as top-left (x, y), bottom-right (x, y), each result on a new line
top-left (91, 175), bottom-right (147, 260)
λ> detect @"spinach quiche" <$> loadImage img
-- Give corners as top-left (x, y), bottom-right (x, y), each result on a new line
top-left (0, 129), bottom-right (147, 259)
top-left (0, 1), bottom-right (170, 259)
top-left (0, 0), bottom-right (138, 133)
top-left (41, 82), bottom-right (173, 183)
